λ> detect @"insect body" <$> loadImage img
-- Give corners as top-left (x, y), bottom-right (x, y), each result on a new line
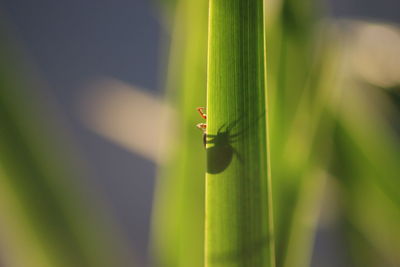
top-left (206, 124), bottom-right (237, 174)
top-left (196, 107), bottom-right (241, 174)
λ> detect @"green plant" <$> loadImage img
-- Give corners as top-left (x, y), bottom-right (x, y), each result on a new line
top-left (0, 22), bottom-right (133, 267)
top-left (151, 1), bottom-right (208, 266)
top-left (205, 0), bottom-right (274, 266)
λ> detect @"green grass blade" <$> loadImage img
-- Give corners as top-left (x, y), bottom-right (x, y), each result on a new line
top-left (205, 1), bottom-right (274, 266)
top-left (151, 0), bottom-right (208, 266)
top-left (265, 1), bottom-right (327, 265)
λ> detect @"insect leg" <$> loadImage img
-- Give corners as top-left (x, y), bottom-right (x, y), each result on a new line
top-left (196, 123), bottom-right (207, 131)
top-left (197, 107), bottom-right (207, 119)
top-left (233, 148), bottom-right (243, 163)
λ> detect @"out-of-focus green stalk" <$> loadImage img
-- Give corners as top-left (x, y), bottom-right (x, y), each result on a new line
top-left (151, 0), bottom-right (208, 266)
top-left (205, 1), bottom-right (274, 266)
top-left (281, 33), bottom-right (340, 267)
top-left (0, 22), bottom-right (133, 267)
top-left (265, 0), bottom-right (329, 266)
top-left (332, 84), bottom-right (400, 266)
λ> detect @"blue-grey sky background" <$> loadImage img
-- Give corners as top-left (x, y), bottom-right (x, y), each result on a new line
top-left (0, 0), bottom-right (398, 266)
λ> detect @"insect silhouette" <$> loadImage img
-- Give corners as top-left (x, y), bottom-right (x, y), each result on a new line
top-left (196, 107), bottom-right (242, 174)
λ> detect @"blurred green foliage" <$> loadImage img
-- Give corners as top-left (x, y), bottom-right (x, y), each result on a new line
top-left (0, 21), bottom-right (133, 267)
top-left (153, 0), bottom-right (400, 267)
top-left (151, 1), bottom-right (208, 267)
top-left (0, 1), bottom-right (399, 267)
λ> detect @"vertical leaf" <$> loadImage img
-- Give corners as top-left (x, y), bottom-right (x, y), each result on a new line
top-left (205, 1), bottom-right (274, 266)
top-left (151, 0), bottom-right (208, 266)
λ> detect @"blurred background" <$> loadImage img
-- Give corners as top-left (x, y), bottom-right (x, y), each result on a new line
top-left (0, 0), bottom-right (399, 267)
